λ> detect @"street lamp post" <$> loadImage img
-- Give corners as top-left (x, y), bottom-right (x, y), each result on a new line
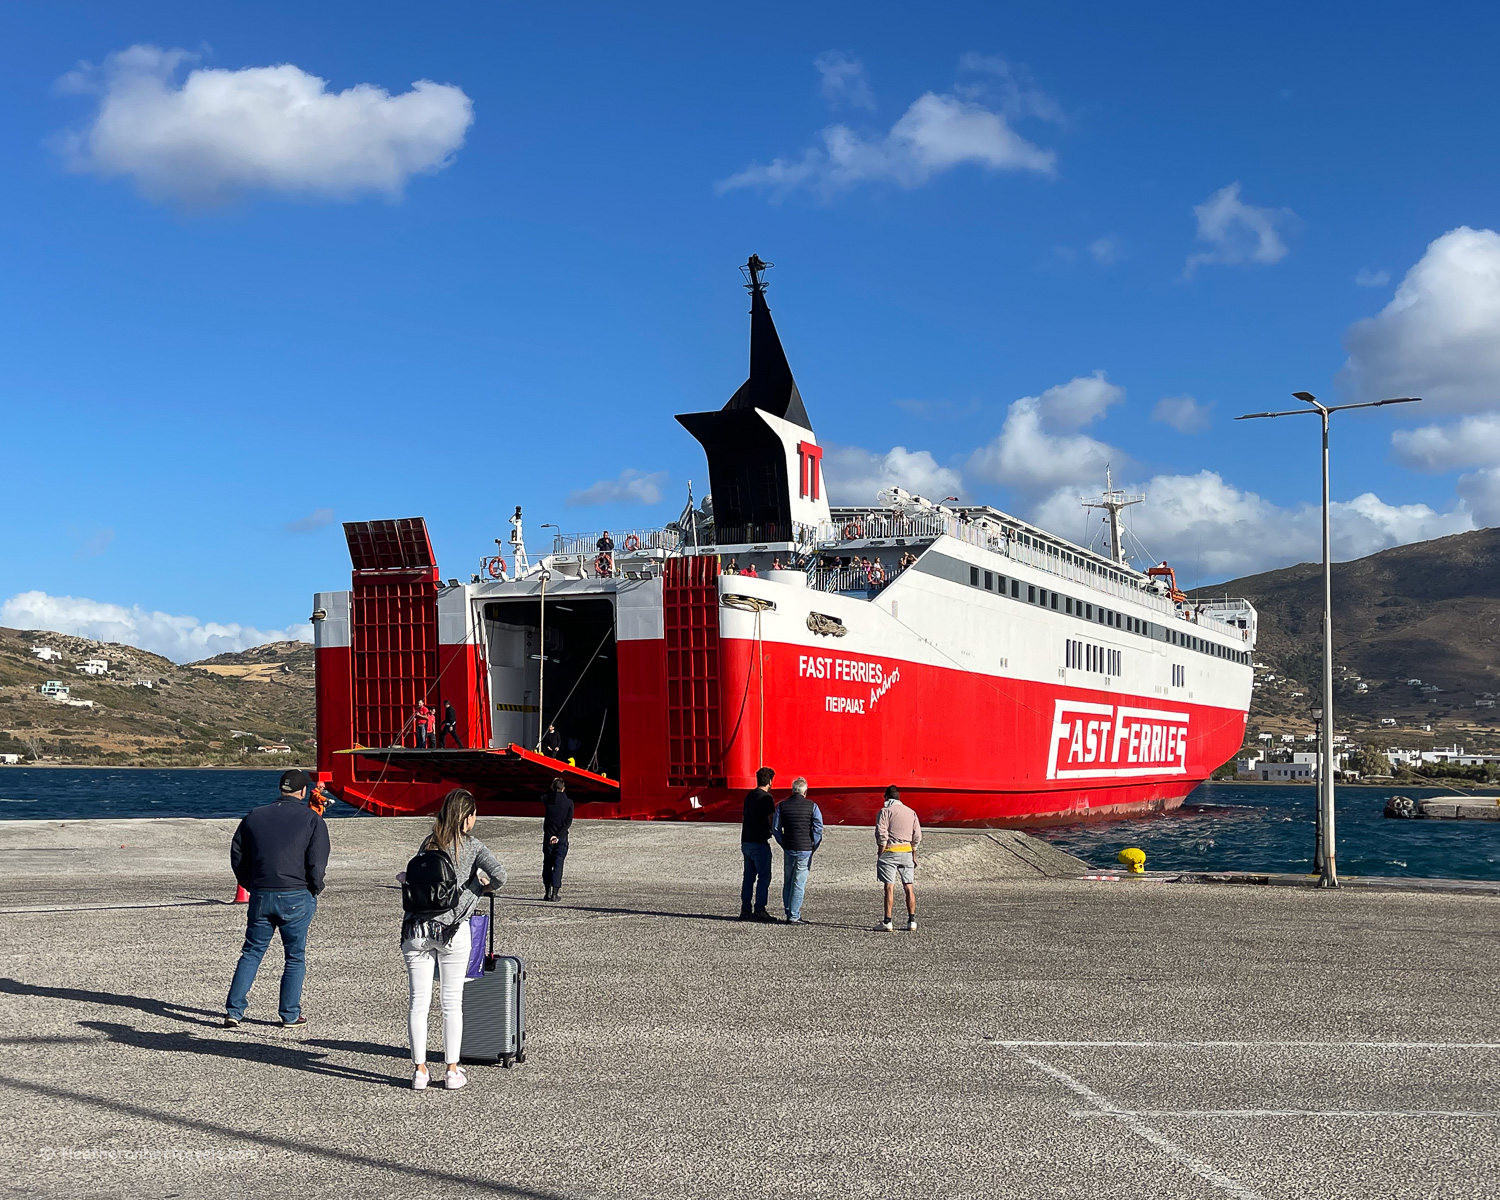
top-left (1237, 392), bottom-right (1421, 888)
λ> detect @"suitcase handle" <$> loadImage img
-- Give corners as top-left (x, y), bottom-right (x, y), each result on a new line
top-left (485, 892), bottom-right (496, 969)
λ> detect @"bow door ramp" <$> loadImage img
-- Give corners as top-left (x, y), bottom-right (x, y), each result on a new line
top-left (340, 744), bottom-right (620, 801)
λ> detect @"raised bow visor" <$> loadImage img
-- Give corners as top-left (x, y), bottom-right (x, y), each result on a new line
top-left (337, 744), bottom-right (621, 801)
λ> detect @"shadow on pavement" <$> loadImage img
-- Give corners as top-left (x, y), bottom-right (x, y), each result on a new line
top-left (80, 1021), bottom-right (399, 1086)
top-left (0, 977), bottom-right (222, 1027)
top-left (0, 1073), bottom-right (574, 1198)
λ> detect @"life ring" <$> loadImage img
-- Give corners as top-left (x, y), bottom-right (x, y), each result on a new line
top-left (623, 533), bottom-right (641, 551)
top-left (594, 553), bottom-right (612, 577)
top-left (486, 555), bottom-right (506, 579)
top-left (843, 520), bottom-right (864, 539)
top-left (866, 560), bottom-right (887, 586)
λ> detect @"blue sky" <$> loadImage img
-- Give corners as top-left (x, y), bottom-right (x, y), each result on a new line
top-left (4, 2), bottom-right (1500, 658)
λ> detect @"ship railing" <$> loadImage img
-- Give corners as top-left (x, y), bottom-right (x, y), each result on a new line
top-left (816, 509), bottom-right (1251, 635)
top-left (550, 527), bottom-right (683, 559)
top-left (808, 564), bottom-right (902, 595)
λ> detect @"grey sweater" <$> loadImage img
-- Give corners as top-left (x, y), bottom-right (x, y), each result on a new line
top-left (402, 834), bottom-right (507, 942)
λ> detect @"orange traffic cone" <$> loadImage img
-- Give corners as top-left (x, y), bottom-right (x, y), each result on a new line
top-left (233, 885), bottom-right (250, 904)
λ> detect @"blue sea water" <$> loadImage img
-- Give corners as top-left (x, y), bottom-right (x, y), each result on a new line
top-left (2, 770), bottom-right (1497, 880)
top-left (1036, 782), bottom-right (1500, 881)
top-left (0, 768), bottom-right (373, 822)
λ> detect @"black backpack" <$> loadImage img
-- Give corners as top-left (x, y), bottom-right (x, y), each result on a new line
top-left (402, 846), bottom-right (460, 916)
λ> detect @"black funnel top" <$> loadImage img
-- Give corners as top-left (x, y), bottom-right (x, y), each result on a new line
top-left (723, 256), bottom-right (810, 429)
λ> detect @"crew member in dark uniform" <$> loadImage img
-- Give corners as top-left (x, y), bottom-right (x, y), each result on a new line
top-left (738, 766), bottom-right (777, 922)
top-left (541, 778), bottom-right (574, 901)
top-left (541, 723), bottom-right (563, 759)
top-left (596, 531), bottom-right (614, 577)
top-left (438, 701), bottom-right (462, 748)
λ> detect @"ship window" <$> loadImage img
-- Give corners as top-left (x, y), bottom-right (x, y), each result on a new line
top-left (970, 566), bottom-right (979, 586)
top-left (1051, 593), bottom-right (1059, 610)
top-left (984, 570), bottom-right (993, 590)
top-left (1011, 579), bottom-right (1020, 598)
top-left (998, 575), bottom-right (1006, 593)
top-left (1085, 603), bottom-right (1093, 620)
top-left (1065, 597), bottom-right (1073, 615)
top-left (1028, 585), bottom-right (1036, 604)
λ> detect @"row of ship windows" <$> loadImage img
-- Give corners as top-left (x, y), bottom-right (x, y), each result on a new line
top-left (1065, 639), bottom-right (1120, 676)
top-left (966, 563), bottom-right (1250, 666)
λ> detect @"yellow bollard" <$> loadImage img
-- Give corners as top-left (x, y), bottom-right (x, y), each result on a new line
top-left (1117, 847), bottom-right (1146, 873)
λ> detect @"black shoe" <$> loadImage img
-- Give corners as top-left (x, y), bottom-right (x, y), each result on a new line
top-left (543, 887), bottom-right (554, 901)
top-left (754, 908), bottom-right (778, 924)
top-left (737, 909), bottom-right (753, 921)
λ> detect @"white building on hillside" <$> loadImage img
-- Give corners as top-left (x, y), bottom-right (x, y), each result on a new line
top-left (77, 659), bottom-right (108, 676)
top-left (31, 646), bottom-right (62, 662)
top-left (40, 680), bottom-right (69, 700)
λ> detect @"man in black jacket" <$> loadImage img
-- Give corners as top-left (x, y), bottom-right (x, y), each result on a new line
top-left (541, 778), bottom-right (574, 901)
top-left (224, 769), bottom-right (330, 1028)
top-left (738, 766), bottom-right (777, 923)
top-left (771, 778), bottom-right (823, 925)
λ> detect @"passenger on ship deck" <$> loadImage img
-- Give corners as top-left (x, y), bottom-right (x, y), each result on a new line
top-left (771, 556), bottom-right (784, 571)
top-left (738, 766), bottom-right (778, 923)
top-left (724, 558), bottom-right (739, 575)
top-left (414, 701), bottom-right (436, 749)
top-left (874, 785), bottom-right (921, 933)
top-left (541, 778), bottom-right (573, 901)
top-left (438, 702), bottom-right (462, 748)
top-left (540, 723), bottom-right (562, 759)
top-left (771, 778), bottom-right (823, 925)
top-left (742, 561), bottom-right (759, 578)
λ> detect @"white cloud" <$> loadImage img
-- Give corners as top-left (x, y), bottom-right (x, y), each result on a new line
top-left (1088, 236), bottom-right (1123, 265)
top-left (566, 469), bottom-right (669, 508)
top-left (1354, 267), bottom-right (1390, 288)
top-left (822, 444), bottom-right (962, 505)
top-left (1151, 394), bottom-right (1213, 434)
top-left (1343, 226), bottom-right (1500, 413)
top-left (955, 54), bottom-right (1064, 123)
top-left (1, 591), bottom-right (310, 663)
top-left (1391, 413), bottom-right (1500, 472)
top-left (56, 44), bottom-right (473, 205)
top-left (717, 86), bottom-right (1055, 197)
top-left (966, 373), bottom-right (1127, 497)
top-left (1456, 468), bottom-right (1500, 526)
top-left (814, 51), bottom-right (875, 110)
top-left (1028, 471), bottom-right (1473, 584)
top-left (1185, 183), bottom-right (1293, 276)
top-left (285, 507), bottom-right (335, 533)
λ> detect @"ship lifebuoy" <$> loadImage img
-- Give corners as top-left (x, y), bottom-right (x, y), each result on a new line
top-left (594, 553), bottom-right (612, 577)
top-left (486, 555), bottom-right (506, 579)
top-left (623, 533), bottom-right (641, 551)
top-left (866, 561), bottom-right (887, 586)
top-left (843, 520), bottom-right (864, 539)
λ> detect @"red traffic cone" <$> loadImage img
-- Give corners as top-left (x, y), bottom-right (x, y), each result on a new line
top-left (233, 885), bottom-right (250, 904)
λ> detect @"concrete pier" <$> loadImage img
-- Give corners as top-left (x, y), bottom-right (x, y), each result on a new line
top-left (2, 816), bottom-right (1497, 1198)
top-left (1418, 795), bottom-right (1500, 820)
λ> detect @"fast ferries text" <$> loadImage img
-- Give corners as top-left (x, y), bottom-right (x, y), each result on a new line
top-left (798, 654), bottom-right (885, 684)
top-left (1045, 700), bottom-right (1191, 780)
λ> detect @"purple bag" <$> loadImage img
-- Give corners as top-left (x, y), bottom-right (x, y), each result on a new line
top-left (465, 912), bottom-right (489, 980)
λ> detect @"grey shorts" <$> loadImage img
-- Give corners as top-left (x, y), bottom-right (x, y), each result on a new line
top-left (877, 851), bottom-right (915, 884)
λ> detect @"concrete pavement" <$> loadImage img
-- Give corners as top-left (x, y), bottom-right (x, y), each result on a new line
top-left (0, 816), bottom-right (1496, 1199)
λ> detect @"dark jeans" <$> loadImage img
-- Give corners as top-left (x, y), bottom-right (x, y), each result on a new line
top-left (740, 841), bottom-right (772, 911)
top-left (415, 730), bottom-right (433, 748)
top-left (543, 839), bottom-right (569, 891)
top-left (226, 889), bottom-right (317, 1022)
top-left (438, 725), bottom-right (462, 748)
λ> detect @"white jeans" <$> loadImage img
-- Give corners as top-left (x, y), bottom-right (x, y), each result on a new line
top-left (402, 921), bottom-right (471, 1066)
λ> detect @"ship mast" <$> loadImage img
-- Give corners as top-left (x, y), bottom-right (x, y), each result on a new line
top-left (1081, 469), bottom-right (1145, 565)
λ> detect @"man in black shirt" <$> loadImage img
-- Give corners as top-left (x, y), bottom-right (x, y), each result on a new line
top-left (540, 723), bottom-right (563, 759)
top-left (224, 769), bottom-right (330, 1028)
top-left (541, 778), bottom-right (574, 901)
top-left (438, 701), bottom-right (462, 748)
top-left (738, 766), bottom-right (777, 922)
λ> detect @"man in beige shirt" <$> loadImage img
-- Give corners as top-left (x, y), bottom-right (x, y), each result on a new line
top-left (874, 785), bottom-right (921, 932)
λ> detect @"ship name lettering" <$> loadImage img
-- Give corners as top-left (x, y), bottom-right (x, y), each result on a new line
top-left (800, 654), bottom-right (884, 685)
top-left (1048, 700), bottom-right (1191, 780)
top-left (825, 695), bottom-right (865, 714)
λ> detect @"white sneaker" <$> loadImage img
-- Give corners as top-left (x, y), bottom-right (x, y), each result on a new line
top-left (906, 916), bottom-right (918, 932)
top-left (412, 1066), bottom-right (429, 1090)
top-left (877, 918), bottom-right (894, 932)
top-left (445, 1067), bottom-right (468, 1091)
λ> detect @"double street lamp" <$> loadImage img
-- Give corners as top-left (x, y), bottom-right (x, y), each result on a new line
top-left (1236, 392), bottom-right (1421, 888)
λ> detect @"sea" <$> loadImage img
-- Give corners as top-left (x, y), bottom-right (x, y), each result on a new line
top-left (1, 769), bottom-right (1498, 881)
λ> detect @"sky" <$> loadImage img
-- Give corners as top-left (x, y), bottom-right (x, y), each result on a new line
top-left (4, 2), bottom-right (1500, 660)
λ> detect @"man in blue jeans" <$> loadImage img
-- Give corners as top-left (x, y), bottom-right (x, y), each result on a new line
top-left (738, 766), bottom-right (778, 922)
top-left (224, 769), bottom-right (330, 1028)
top-left (771, 777), bottom-right (823, 925)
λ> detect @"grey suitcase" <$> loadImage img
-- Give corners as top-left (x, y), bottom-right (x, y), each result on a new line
top-left (461, 895), bottom-right (527, 1067)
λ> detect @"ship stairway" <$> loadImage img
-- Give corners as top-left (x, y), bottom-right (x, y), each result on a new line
top-left (664, 556), bottom-right (724, 786)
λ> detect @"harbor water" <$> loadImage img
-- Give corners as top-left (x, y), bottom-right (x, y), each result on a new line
top-left (1, 769), bottom-right (1497, 880)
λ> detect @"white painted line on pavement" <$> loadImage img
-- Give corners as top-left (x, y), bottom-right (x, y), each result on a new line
top-left (1022, 1055), bottom-right (1264, 1200)
top-left (1072, 1109), bottom-right (1500, 1119)
top-left (0, 901), bottom-right (217, 913)
top-left (992, 1039), bottom-right (1500, 1050)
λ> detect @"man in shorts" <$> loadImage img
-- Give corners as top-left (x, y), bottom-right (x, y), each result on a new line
top-left (874, 785), bottom-right (921, 932)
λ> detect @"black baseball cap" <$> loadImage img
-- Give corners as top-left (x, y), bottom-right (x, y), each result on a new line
top-left (279, 769), bottom-right (314, 795)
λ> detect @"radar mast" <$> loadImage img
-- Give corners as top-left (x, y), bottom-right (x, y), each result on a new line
top-left (1081, 469), bottom-right (1145, 566)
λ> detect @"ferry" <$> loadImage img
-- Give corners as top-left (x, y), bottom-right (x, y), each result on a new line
top-left (313, 257), bottom-right (1256, 825)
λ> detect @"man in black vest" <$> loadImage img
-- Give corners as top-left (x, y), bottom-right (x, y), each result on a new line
top-left (771, 777), bottom-right (823, 925)
top-left (541, 778), bottom-right (574, 901)
top-left (738, 766), bottom-right (777, 923)
top-left (225, 769), bottom-right (330, 1028)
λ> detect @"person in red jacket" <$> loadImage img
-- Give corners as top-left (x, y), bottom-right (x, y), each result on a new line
top-left (414, 702), bottom-right (437, 749)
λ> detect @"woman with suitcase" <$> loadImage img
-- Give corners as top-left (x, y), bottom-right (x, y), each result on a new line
top-left (400, 789), bottom-right (506, 1091)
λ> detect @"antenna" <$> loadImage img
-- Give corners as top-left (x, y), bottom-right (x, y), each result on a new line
top-left (740, 254), bottom-right (772, 296)
top-left (1080, 467), bottom-right (1145, 566)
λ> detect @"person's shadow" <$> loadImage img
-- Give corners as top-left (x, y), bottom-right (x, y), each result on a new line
top-left (0, 978), bottom-right (221, 1027)
top-left (79, 1021), bottom-right (398, 1087)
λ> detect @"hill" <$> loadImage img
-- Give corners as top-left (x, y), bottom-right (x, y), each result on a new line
top-left (1202, 526), bottom-right (1500, 748)
top-left (0, 628), bottom-right (313, 766)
